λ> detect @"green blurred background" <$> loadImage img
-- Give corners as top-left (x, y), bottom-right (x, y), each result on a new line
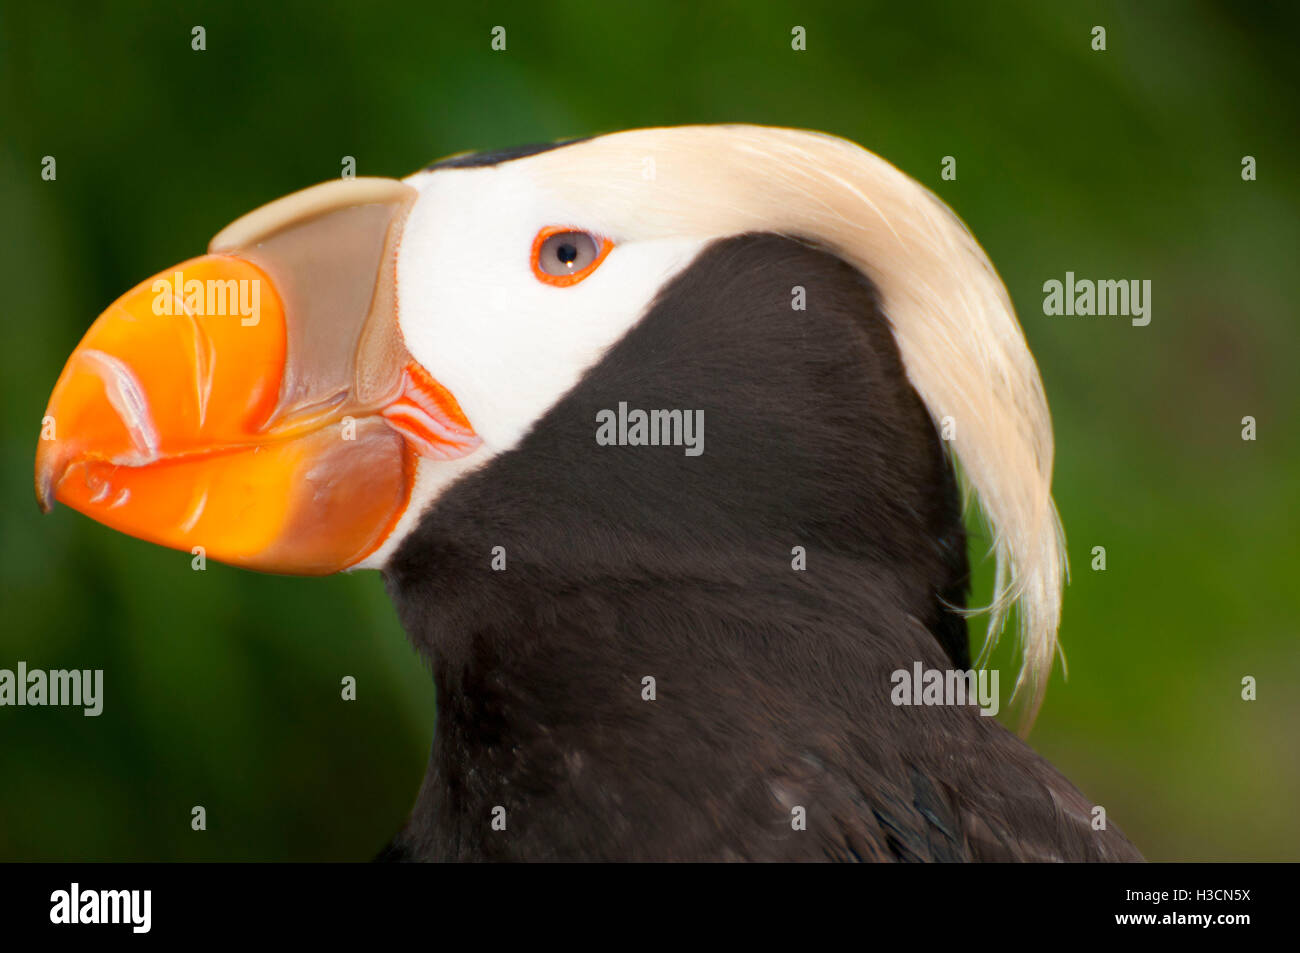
top-left (2, 0), bottom-right (1296, 861)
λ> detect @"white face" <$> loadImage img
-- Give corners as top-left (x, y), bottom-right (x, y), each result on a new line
top-left (353, 158), bottom-right (708, 568)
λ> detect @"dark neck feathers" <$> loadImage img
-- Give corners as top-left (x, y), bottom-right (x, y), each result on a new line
top-left (384, 234), bottom-right (970, 859)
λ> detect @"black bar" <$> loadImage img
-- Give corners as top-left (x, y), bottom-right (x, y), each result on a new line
top-left (0, 862), bottom-right (1275, 940)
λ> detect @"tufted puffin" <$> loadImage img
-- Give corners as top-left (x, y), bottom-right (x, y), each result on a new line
top-left (35, 125), bottom-right (1143, 862)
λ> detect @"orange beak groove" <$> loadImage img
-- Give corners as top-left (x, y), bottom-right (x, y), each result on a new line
top-left (35, 178), bottom-right (480, 575)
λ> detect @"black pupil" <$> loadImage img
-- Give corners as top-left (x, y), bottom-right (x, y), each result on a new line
top-left (556, 242), bottom-right (579, 265)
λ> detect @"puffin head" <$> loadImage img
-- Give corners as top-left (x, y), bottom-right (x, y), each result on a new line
top-left (35, 125), bottom-right (1064, 710)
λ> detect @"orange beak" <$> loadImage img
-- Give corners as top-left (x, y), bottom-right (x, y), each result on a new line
top-left (34, 177), bottom-right (480, 574)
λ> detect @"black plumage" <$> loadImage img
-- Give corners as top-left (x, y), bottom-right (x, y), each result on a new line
top-left (380, 234), bottom-right (1142, 861)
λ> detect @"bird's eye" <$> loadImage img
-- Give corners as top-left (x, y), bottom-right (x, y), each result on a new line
top-left (532, 227), bottom-right (613, 286)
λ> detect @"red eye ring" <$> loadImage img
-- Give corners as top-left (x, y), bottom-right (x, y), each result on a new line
top-left (531, 226), bottom-right (614, 287)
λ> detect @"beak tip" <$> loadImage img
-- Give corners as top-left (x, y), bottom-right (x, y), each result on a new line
top-left (34, 441), bottom-right (64, 514)
top-left (35, 471), bottom-right (56, 514)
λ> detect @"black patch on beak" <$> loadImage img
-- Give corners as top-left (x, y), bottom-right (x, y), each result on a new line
top-left (424, 137), bottom-right (592, 170)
